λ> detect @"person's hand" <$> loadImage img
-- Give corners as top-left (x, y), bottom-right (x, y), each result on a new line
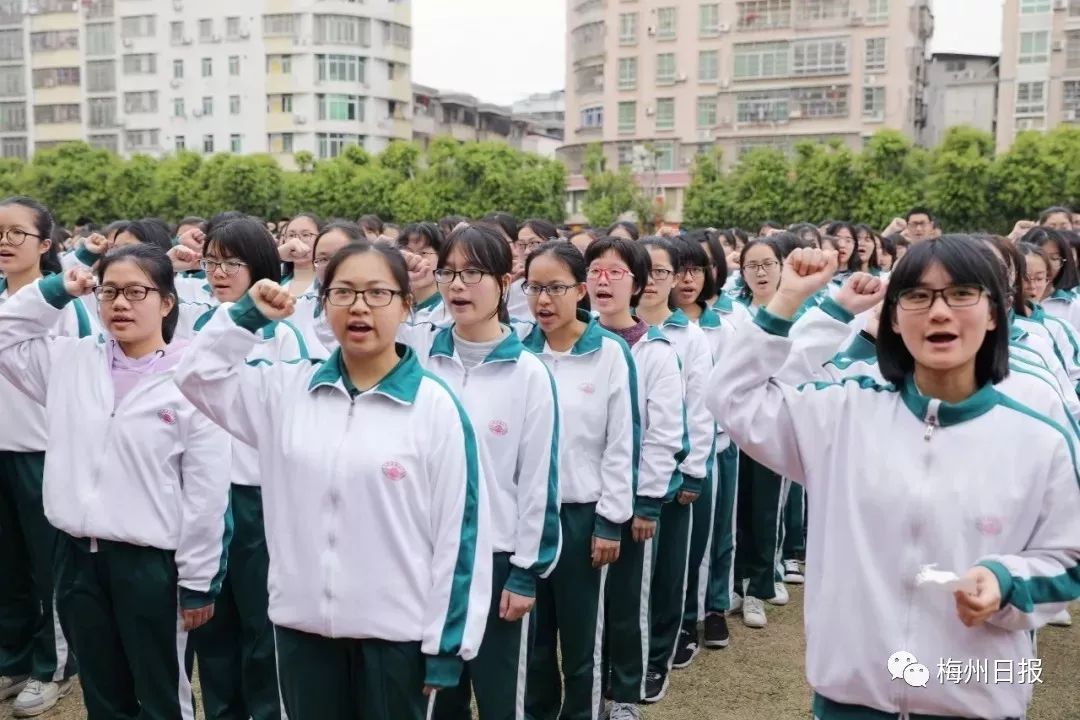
top-left (63, 268), bottom-right (96, 297)
top-left (168, 245), bottom-right (202, 273)
top-left (1008, 220), bottom-right (1036, 243)
top-left (632, 516), bottom-right (657, 543)
top-left (677, 490), bottom-right (699, 505)
top-left (882, 217), bottom-right (907, 237)
top-left (82, 232), bottom-right (111, 256)
top-left (863, 302), bottom-right (884, 340)
top-left (401, 249), bottom-right (432, 287)
top-left (499, 589), bottom-right (534, 622)
top-left (953, 566), bottom-right (1002, 628)
top-left (277, 236), bottom-right (311, 263)
top-left (591, 536), bottom-right (620, 567)
top-left (177, 227), bottom-right (205, 253)
top-left (726, 250), bottom-right (741, 269)
top-left (511, 260), bottom-right (525, 282)
top-left (834, 273), bottom-right (888, 317)
top-left (768, 248), bottom-right (838, 319)
top-left (249, 278), bottom-right (296, 320)
top-left (182, 603), bottom-right (215, 631)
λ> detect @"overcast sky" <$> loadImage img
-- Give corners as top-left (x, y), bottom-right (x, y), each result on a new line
top-left (411, 0), bottom-right (1002, 106)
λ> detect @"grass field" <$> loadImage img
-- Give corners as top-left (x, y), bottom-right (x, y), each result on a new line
top-left (3, 587), bottom-right (1076, 720)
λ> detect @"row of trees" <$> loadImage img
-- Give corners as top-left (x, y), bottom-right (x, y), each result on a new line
top-left (2, 126), bottom-right (1078, 232)
top-left (0, 137), bottom-right (567, 227)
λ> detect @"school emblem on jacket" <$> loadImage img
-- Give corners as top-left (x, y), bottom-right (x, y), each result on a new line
top-left (488, 419), bottom-right (509, 437)
top-left (158, 409), bottom-right (177, 425)
top-left (975, 516), bottom-right (1003, 536)
top-left (382, 461), bottom-right (407, 481)
top-left (579, 382), bottom-right (596, 395)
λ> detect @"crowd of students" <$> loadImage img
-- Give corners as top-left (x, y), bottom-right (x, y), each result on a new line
top-left (0, 195), bottom-right (1077, 720)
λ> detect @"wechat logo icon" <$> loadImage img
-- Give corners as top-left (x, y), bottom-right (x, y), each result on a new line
top-left (888, 650), bottom-right (930, 688)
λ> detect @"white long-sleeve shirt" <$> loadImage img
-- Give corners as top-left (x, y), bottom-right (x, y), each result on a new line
top-left (708, 307), bottom-right (1080, 720)
top-left (0, 276), bottom-right (231, 608)
top-left (173, 295), bottom-right (493, 687)
top-left (655, 310), bottom-right (713, 494)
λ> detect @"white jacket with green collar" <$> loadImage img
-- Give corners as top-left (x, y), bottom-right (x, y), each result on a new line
top-left (520, 311), bottom-right (638, 538)
top-left (397, 321), bottom-right (562, 598)
top-left (0, 276), bottom-right (95, 451)
top-left (0, 275), bottom-right (232, 610)
top-left (173, 295), bottom-right (493, 688)
top-left (1040, 287), bottom-right (1080, 332)
top-left (709, 307), bottom-right (1080, 720)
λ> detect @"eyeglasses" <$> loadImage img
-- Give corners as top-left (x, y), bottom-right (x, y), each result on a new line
top-left (94, 285), bottom-right (161, 302)
top-left (514, 240), bottom-right (547, 253)
top-left (649, 268), bottom-right (675, 281)
top-left (523, 282), bottom-right (577, 296)
top-left (200, 259), bottom-right (248, 276)
top-left (896, 284), bottom-right (987, 311)
top-left (586, 266), bottom-right (632, 281)
top-left (680, 266), bottom-right (707, 278)
top-left (283, 232), bottom-right (317, 242)
top-left (324, 287), bottom-right (403, 308)
top-left (417, 249), bottom-right (439, 259)
top-left (0, 228), bottom-right (43, 247)
top-left (313, 256), bottom-right (331, 268)
top-left (434, 268), bottom-right (488, 285)
top-left (1025, 273), bottom-right (1048, 284)
top-left (743, 260), bottom-right (780, 274)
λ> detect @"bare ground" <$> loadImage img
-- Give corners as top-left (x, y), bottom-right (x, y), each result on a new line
top-left (4, 587), bottom-right (1076, 720)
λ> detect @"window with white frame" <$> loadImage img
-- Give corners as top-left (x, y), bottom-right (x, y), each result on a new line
top-left (203, 134), bottom-right (214, 153)
top-left (318, 93), bottom-right (363, 121)
top-left (123, 90), bottom-right (157, 113)
top-left (796, 0), bottom-right (850, 24)
top-left (734, 42), bottom-right (789, 79)
top-left (263, 14), bottom-right (298, 38)
top-left (30, 30), bottom-right (79, 51)
top-left (619, 12), bottom-right (638, 43)
top-left (314, 15), bottom-right (371, 46)
top-left (126, 129), bottom-right (159, 149)
top-left (1016, 81), bottom-right (1045, 114)
top-left (617, 142), bottom-right (634, 168)
top-left (656, 52), bottom-right (677, 83)
top-left (173, 97), bottom-right (184, 117)
top-left (173, 59), bottom-right (183, 79)
top-left (654, 140), bottom-right (676, 171)
top-left (1019, 31), bottom-right (1049, 64)
top-left (862, 86), bottom-right (885, 118)
top-left (87, 97), bottom-right (116, 127)
top-left (575, 63), bottom-right (605, 92)
top-left (201, 57), bottom-right (212, 77)
top-left (1067, 30), bottom-right (1080, 69)
top-left (867, 0), bottom-right (889, 22)
top-left (1063, 80), bottom-right (1080, 116)
top-left (226, 17), bottom-right (241, 39)
top-left (230, 134), bottom-right (241, 153)
top-left (657, 7), bottom-right (677, 39)
top-left (175, 135), bottom-right (185, 151)
top-left (791, 85), bottom-right (849, 117)
top-left (199, 18), bottom-right (213, 41)
top-left (32, 67), bottom-right (80, 88)
top-left (34, 104), bottom-right (81, 124)
top-left (121, 15), bottom-right (156, 38)
top-left (201, 96), bottom-right (213, 115)
top-left (122, 53), bottom-right (157, 75)
top-left (1020, 0), bottom-right (1051, 12)
top-left (864, 38), bottom-right (886, 73)
top-left (699, 3), bottom-right (720, 36)
top-left (699, 50), bottom-right (719, 82)
top-left (267, 94), bottom-right (293, 113)
top-left (230, 95), bottom-right (240, 114)
top-left (86, 24), bottom-right (114, 56)
top-left (0, 102), bottom-right (26, 131)
top-left (0, 66), bottom-right (24, 95)
top-left (317, 132), bottom-right (359, 159)
top-left (737, 90), bottom-right (789, 123)
top-left (697, 96), bottom-right (717, 126)
top-left (89, 135), bottom-right (118, 153)
top-left (171, 21), bottom-right (184, 45)
top-left (656, 97), bottom-right (675, 129)
top-left (317, 54), bottom-right (364, 82)
top-left (580, 105), bottom-right (604, 129)
top-left (736, 0), bottom-right (791, 29)
top-left (268, 133), bottom-right (294, 154)
top-left (792, 37), bottom-right (848, 76)
top-left (0, 29), bottom-right (22, 60)
top-left (618, 57), bottom-right (637, 90)
top-left (0, 137), bottom-right (26, 159)
top-left (618, 101), bottom-right (636, 132)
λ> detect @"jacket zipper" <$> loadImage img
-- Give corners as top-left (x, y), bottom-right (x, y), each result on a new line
top-left (923, 398), bottom-right (940, 441)
top-left (325, 394), bottom-right (356, 636)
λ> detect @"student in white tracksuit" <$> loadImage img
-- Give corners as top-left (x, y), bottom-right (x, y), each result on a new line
top-left (395, 224), bottom-right (560, 720)
top-left (174, 242), bottom-right (492, 720)
top-left (709, 238), bottom-right (1080, 720)
top-left (517, 242), bottom-right (637, 720)
top-left (290, 221), bottom-right (366, 360)
top-left (0, 197), bottom-right (94, 717)
top-left (173, 216), bottom-right (312, 720)
top-left (583, 236), bottom-right (683, 719)
top-left (0, 245), bottom-right (231, 720)
top-left (398, 222), bottom-right (451, 327)
top-left (635, 238), bottom-right (710, 702)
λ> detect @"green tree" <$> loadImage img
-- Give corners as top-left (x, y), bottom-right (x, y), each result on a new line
top-left (789, 140), bottom-right (860, 224)
top-left (988, 131), bottom-right (1063, 226)
top-left (852, 130), bottom-right (928, 230)
top-left (580, 143), bottom-right (652, 229)
top-left (926, 126), bottom-right (994, 232)
top-left (727, 147), bottom-right (793, 229)
top-left (682, 148), bottom-right (733, 228)
top-left (21, 143), bottom-right (119, 225)
top-left (149, 151), bottom-right (205, 220)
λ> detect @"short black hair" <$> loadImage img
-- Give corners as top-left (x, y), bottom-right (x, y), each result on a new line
top-left (103, 220), bottom-right (130, 241)
top-left (877, 235), bottom-right (1009, 387)
top-left (437, 215), bottom-right (468, 237)
top-left (0, 196), bottom-right (60, 275)
top-left (320, 241), bottom-right (412, 313)
top-left (973, 234), bottom-right (1026, 317)
top-left (177, 216), bottom-right (207, 231)
top-left (640, 236), bottom-right (682, 310)
top-left (854, 223), bottom-right (880, 270)
top-left (738, 238), bottom-right (783, 301)
top-left (1020, 226), bottom-right (1080, 291)
top-left (124, 219), bottom-right (173, 253)
top-left (760, 220), bottom-right (783, 232)
top-left (74, 216), bottom-right (94, 227)
top-left (905, 206), bottom-right (936, 223)
top-left (769, 231), bottom-right (806, 257)
top-left (482, 212), bottom-right (520, 242)
top-left (1038, 206), bottom-right (1072, 224)
top-left (399, 222), bottom-right (444, 254)
top-left (525, 240), bottom-right (587, 284)
top-left (694, 229), bottom-right (728, 290)
top-left (606, 220), bottom-right (640, 241)
top-left (357, 214), bottom-right (384, 236)
top-left (282, 213), bottom-right (323, 277)
top-left (718, 227), bottom-right (748, 251)
top-left (674, 233), bottom-right (718, 304)
top-left (584, 235), bottom-right (651, 306)
top-left (204, 216), bottom-right (282, 286)
top-left (439, 223), bottom-right (514, 323)
top-left (98, 244), bottom-right (180, 343)
top-left (788, 222), bottom-right (822, 248)
top-left (313, 221), bottom-right (365, 261)
top-left (519, 218), bottom-right (559, 243)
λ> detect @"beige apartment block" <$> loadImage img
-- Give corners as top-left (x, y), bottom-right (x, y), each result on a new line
top-left (560, 0), bottom-right (933, 219)
top-left (996, 0), bottom-right (1080, 153)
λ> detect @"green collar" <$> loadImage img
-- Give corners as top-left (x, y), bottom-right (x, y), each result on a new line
top-left (430, 324), bottom-right (525, 364)
top-left (661, 308), bottom-right (689, 328)
top-left (898, 375), bottom-right (1000, 427)
top-left (522, 309), bottom-right (606, 356)
top-left (0, 277), bottom-right (6, 295)
top-left (308, 345), bottom-right (423, 403)
top-left (1009, 323), bottom-right (1026, 342)
top-left (698, 307), bottom-right (722, 328)
top-left (644, 323), bottom-right (672, 344)
top-left (414, 292), bottom-right (443, 312)
top-left (711, 294), bottom-right (734, 313)
top-left (1049, 288), bottom-right (1076, 302)
top-left (280, 274), bottom-right (293, 286)
top-left (195, 304), bottom-right (277, 339)
top-left (1028, 303), bottom-right (1047, 322)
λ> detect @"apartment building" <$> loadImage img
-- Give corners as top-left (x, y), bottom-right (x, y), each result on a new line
top-left (996, 0), bottom-right (1080, 152)
top-left (0, 0), bottom-right (412, 166)
top-left (560, 0), bottom-right (933, 217)
top-left (921, 53), bottom-right (998, 148)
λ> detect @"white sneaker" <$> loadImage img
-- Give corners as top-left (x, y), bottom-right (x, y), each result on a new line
top-left (13, 678), bottom-right (74, 717)
top-left (1049, 608), bottom-right (1072, 627)
top-left (0, 675), bottom-right (29, 701)
top-left (768, 581), bottom-right (789, 606)
top-left (742, 595), bottom-right (767, 628)
top-left (783, 559), bottom-right (804, 584)
top-left (609, 701), bottom-right (641, 720)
